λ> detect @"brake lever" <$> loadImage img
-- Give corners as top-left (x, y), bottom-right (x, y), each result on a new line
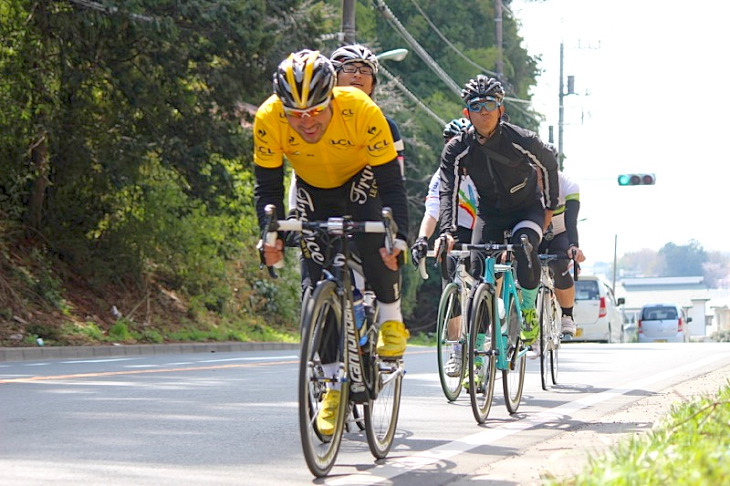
top-left (520, 234), bottom-right (533, 270)
top-left (259, 204), bottom-right (283, 279)
top-left (382, 207), bottom-right (397, 255)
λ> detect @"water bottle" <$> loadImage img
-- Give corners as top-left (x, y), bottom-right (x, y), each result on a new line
top-left (498, 298), bottom-right (506, 320)
top-left (352, 288), bottom-right (368, 346)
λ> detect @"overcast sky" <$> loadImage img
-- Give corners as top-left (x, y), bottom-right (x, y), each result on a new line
top-left (512, 0), bottom-right (730, 268)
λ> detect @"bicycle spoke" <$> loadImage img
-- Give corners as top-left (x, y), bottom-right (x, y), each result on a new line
top-left (364, 360), bottom-right (403, 459)
top-left (298, 281), bottom-right (347, 478)
top-left (437, 283), bottom-right (465, 401)
top-left (502, 296), bottom-right (526, 413)
top-left (468, 284), bottom-right (497, 424)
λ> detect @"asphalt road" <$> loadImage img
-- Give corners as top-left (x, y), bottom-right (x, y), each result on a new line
top-left (1, 342), bottom-right (729, 485)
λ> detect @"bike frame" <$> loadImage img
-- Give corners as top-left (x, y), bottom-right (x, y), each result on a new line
top-left (482, 253), bottom-right (527, 370)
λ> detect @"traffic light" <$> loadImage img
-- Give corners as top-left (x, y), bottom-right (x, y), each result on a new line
top-left (617, 173), bottom-right (656, 186)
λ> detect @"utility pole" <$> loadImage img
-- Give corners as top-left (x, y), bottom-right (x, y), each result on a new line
top-left (557, 41), bottom-right (575, 171)
top-left (494, 0), bottom-right (504, 78)
top-left (342, 0), bottom-right (356, 44)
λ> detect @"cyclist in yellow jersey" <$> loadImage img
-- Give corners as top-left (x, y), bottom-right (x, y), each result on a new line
top-left (254, 50), bottom-right (410, 436)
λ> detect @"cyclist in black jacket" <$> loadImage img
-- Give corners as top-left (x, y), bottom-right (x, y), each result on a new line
top-left (438, 75), bottom-right (559, 346)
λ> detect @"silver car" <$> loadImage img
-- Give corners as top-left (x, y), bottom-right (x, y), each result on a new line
top-left (572, 275), bottom-right (626, 343)
top-left (638, 303), bottom-right (691, 343)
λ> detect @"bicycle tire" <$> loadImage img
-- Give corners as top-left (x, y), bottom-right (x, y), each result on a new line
top-left (538, 287), bottom-right (550, 391)
top-left (502, 295), bottom-right (526, 413)
top-left (298, 280), bottom-right (349, 478)
top-left (550, 293), bottom-right (561, 384)
top-left (436, 282), bottom-right (466, 401)
top-left (364, 359), bottom-right (403, 459)
top-left (467, 283), bottom-right (497, 424)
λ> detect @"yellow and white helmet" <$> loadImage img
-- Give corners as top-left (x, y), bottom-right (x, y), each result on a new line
top-left (272, 49), bottom-right (335, 109)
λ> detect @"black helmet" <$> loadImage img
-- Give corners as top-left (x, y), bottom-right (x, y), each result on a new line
top-left (443, 117), bottom-right (470, 139)
top-left (330, 44), bottom-right (379, 85)
top-left (461, 74), bottom-right (505, 103)
top-left (273, 49), bottom-right (335, 110)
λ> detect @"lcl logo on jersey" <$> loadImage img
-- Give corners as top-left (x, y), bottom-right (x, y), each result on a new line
top-left (330, 139), bottom-right (354, 147)
top-left (257, 146), bottom-right (274, 156)
top-left (341, 108), bottom-right (355, 118)
top-left (256, 128), bottom-right (267, 140)
top-left (367, 139), bottom-right (390, 153)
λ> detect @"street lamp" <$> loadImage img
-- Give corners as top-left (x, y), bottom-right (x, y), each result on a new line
top-left (376, 48), bottom-right (409, 62)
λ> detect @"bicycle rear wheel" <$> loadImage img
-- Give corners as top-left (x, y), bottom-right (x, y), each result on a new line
top-left (467, 283), bottom-right (497, 424)
top-left (298, 280), bottom-right (349, 478)
top-left (436, 282), bottom-right (466, 401)
top-left (502, 295), bottom-right (526, 413)
top-left (538, 287), bottom-right (550, 391)
top-left (364, 359), bottom-right (403, 458)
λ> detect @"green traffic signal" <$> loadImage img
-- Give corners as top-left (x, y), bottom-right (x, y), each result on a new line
top-left (618, 173), bottom-right (655, 186)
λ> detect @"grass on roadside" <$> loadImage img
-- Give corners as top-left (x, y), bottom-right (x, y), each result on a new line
top-left (545, 382), bottom-right (730, 485)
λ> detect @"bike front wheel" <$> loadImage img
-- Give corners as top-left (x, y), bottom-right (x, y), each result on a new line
top-left (538, 287), bottom-right (550, 391)
top-left (364, 359), bottom-right (403, 459)
top-left (436, 282), bottom-right (466, 401)
top-left (467, 283), bottom-right (497, 424)
top-left (502, 295), bottom-right (526, 413)
top-left (298, 280), bottom-right (349, 478)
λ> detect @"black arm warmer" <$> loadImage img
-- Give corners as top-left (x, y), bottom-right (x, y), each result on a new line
top-left (371, 159), bottom-right (410, 242)
top-left (254, 165), bottom-right (285, 231)
top-left (564, 199), bottom-right (580, 247)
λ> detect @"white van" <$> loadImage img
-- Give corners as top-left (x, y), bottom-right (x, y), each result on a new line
top-left (572, 275), bottom-right (626, 343)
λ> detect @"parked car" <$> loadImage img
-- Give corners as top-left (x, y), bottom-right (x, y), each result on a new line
top-left (572, 275), bottom-right (626, 343)
top-left (638, 303), bottom-right (691, 343)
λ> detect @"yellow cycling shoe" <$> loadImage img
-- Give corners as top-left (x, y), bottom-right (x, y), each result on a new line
top-left (376, 320), bottom-right (409, 358)
top-left (316, 389), bottom-right (340, 436)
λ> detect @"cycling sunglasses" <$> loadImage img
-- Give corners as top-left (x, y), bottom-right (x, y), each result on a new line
top-left (283, 98), bottom-right (330, 119)
top-left (339, 63), bottom-right (374, 75)
top-left (466, 96), bottom-right (501, 113)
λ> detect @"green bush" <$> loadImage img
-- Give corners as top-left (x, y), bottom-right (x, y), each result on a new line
top-left (108, 319), bottom-right (134, 343)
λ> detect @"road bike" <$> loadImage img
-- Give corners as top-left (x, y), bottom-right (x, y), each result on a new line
top-left (419, 244), bottom-right (476, 401)
top-left (536, 252), bottom-right (578, 390)
top-left (463, 235), bottom-right (533, 424)
top-left (260, 205), bottom-right (405, 478)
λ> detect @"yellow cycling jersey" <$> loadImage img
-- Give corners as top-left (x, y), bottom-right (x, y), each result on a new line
top-left (253, 86), bottom-right (397, 189)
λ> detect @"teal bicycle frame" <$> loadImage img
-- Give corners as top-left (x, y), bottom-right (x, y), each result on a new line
top-left (483, 255), bottom-right (528, 370)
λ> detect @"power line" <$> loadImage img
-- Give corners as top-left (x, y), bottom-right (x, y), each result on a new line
top-left (372, 0), bottom-right (462, 98)
top-left (407, 0), bottom-right (498, 77)
top-left (68, 0), bottom-right (154, 22)
top-left (379, 66), bottom-right (446, 127)
top-left (373, 0), bottom-right (534, 121)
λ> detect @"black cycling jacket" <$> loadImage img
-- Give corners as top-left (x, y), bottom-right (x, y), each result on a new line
top-left (439, 122), bottom-right (559, 235)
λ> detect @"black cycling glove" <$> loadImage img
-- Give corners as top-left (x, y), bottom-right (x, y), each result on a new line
top-left (410, 236), bottom-right (429, 267)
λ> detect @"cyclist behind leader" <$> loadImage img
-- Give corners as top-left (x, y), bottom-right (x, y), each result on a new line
top-left (411, 117), bottom-right (477, 377)
top-left (253, 50), bottom-right (410, 435)
top-left (438, 74), bottom-right (559, 349)
top-left (536, 157), bottom-right (587, 338)
top-left (287, 43), bottom-right (406, 242)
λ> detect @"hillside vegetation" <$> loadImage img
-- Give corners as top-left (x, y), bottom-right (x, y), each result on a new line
top-left (0, 0), bottom-right (542, 346)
